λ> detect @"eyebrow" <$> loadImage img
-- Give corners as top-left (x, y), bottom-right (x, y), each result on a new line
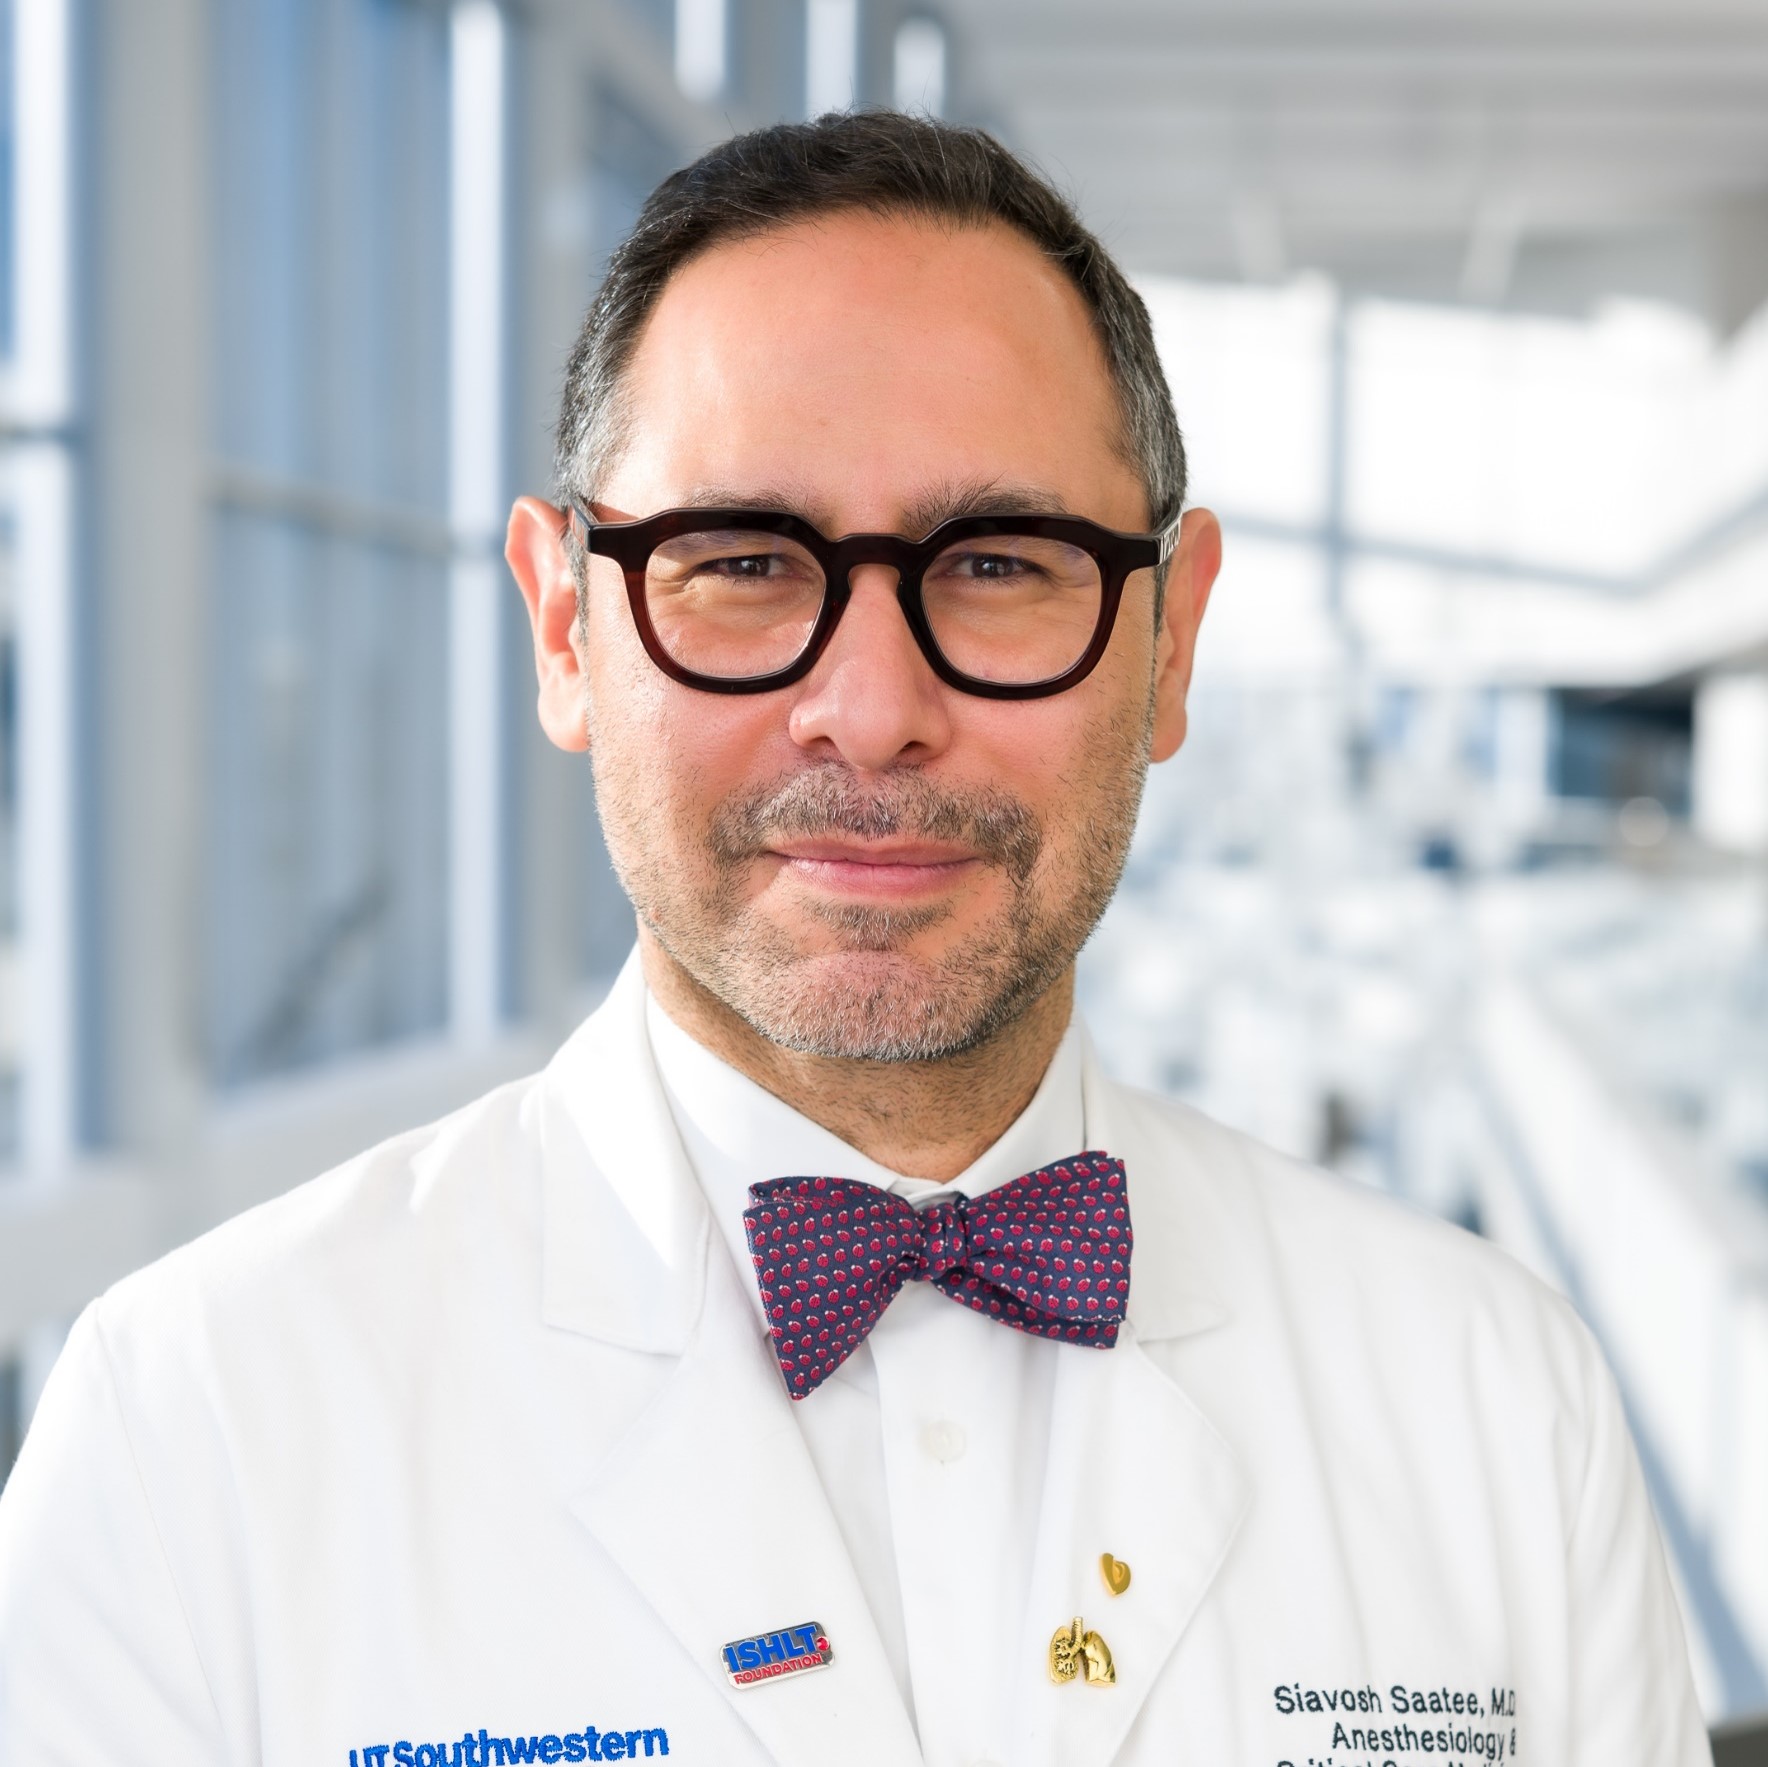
top-left (669, 476), bottom-right (1077, 539)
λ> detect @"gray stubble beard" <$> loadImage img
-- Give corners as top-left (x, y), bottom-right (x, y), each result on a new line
top-left (592, 700), bottom-right (1153, 1064)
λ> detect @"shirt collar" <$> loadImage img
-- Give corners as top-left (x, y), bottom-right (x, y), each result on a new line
top-left (645, 987), bottom-right (1087, 1324)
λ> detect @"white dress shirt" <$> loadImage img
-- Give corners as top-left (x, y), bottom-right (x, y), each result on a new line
top-left (646, 991), bottom-right (1087, 1767)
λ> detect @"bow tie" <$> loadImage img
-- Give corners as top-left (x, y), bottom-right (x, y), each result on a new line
top-left (743, 1153), bottom-right (1132, 1399)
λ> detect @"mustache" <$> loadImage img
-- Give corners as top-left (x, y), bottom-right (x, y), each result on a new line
top-left (707, 766), bottom-right (1043, 882)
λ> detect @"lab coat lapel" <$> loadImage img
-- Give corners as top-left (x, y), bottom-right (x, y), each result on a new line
top-left (546, 955), bottom-right (918, 1766)
top-left (570, 1250), bottom-right (920, 1767)
top-left (1011, 1326), bottom-right (1246, 1767)
top-left (539, 954), bottom-right (709, 1354)
top-left (1007, 1042), bottom-right (1250, 1767)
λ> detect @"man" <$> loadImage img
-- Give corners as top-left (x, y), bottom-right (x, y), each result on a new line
top-left (0, 114), bottom-right (1708, 1767)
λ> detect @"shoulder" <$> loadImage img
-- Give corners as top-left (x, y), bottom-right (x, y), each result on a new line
top-left (92, 1067), bottom-right (550, 1376)
top-left (1108, 1077), bottom-right (1597, 1404)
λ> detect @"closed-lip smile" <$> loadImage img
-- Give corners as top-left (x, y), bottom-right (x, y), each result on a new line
top-left (765, 837), bottom-right (980, 897)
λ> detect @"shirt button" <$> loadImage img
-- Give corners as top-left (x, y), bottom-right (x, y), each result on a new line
top-left (920, 1420), bottom-right (967, 1463)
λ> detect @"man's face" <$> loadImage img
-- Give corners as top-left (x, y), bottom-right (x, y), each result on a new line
top-left (514, 211), bottom-right (1217, 1061)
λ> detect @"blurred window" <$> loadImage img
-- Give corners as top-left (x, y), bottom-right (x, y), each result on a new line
top-left (213, 0), bottom-right (449, 514)
top-left (674, 0), bottom-right (724, 101)
top-left (725, 0), bottom-right (807, 120)
top-left (805, 0), bottom-right (856, 116)
top-left (207, 0), bottom-right (452, 1086)
top-left (0, 1353), bottom-right (18, 1493)
top-left (579, 85), bottom-right (680, 979)
top-left (0, 0), bottom-right (74, 1168)
top-left (589, 83), bottom-right (682, 279)
top-left (892, 17), bottom-right (945, 118)
top-left (0, 0), bottom-right (13, 360)
top-left (1101, 269), bottom-right (1768, 1716)
top-left (0, 486), bottom-right (14, 1161)
top-left (0, 0), bottom-right (15, 1161)
top-left (1551, 688), bottom-right (1694, 815)
top-left (622, 0), bottom-right (676, 50)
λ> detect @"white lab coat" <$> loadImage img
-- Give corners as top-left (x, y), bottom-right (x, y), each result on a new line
top-left (0, 953), bottom-right (1710, 1767)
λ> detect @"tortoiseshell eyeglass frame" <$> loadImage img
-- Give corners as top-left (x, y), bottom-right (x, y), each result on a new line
top-left (565, 500), bottom-right (1180, 700)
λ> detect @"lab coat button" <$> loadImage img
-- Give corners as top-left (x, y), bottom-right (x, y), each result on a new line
top-left (920, 1419), bottom-right (967, 1463)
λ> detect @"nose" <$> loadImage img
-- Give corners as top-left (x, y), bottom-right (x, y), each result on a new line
top-left (786, 563), bottom-right (953, 770)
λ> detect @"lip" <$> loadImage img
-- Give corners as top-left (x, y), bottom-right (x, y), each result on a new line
top-left (769, 838), bottom-right (977, 866)
top-left (764, 839), bottom-right (981, 899)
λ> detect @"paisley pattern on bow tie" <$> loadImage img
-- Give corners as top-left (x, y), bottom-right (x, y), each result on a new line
top-left (743, 1153), bottom-right (1132, 1399)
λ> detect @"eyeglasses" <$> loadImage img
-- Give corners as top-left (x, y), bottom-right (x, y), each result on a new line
top-left (567, 501), bottom-right (1178, 699)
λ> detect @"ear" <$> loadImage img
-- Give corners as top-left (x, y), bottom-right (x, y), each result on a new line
top-left (1149, 508), bottom-right (1222, 764)
top-left (506, 494), bottom-right (590, 753)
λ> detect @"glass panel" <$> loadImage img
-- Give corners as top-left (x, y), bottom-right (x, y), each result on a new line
top-left (0, 0), bottom-right (14, 362)
top-left (804, 0), bottom-right (856, 115)
top-left (725, 0), bottom-right (806, 121)
top-left (1551, 688), bottom-right (1694, 814)
top-left (892, 17), bottom-right (944, 117)
top-left (581, 85), bottom-right (682, 979)
top-left (674, 0), bottom-right (724, 101)
top-left (0, 1354), bottom-right (20, 1493)
top-left (208, 0), bottom-right (451, 1084)
top-left (0, 475), bottom-right (16, 1159)
top-left (207, 512), bottom-right (448, 1087)
top-left (589, 82), bottom-right (681, 279)
top-left (213, 0), bottom-right (449, 510)
top-left (621, 0), bottom-right (675, 51)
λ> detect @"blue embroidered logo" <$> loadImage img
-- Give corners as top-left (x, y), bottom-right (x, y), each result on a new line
top-left (347, 1725), bottom-right (668, 1765)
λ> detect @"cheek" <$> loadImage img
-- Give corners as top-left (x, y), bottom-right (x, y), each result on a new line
top-left (584, 617), bottom-right (669, 778)
top-left (977, 677), bottom-right (1147, 798)
top-left (582, 566), bottom-right (649, 688)
top-left (586, 646), bottom-right (791, 835)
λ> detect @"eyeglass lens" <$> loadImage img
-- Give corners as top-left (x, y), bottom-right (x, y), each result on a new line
top-left (641, 526), bottom-right (1106, 685)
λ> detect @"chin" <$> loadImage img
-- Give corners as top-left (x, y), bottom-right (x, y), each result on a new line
top-left (727, 943), bottom-right (1038, 1064)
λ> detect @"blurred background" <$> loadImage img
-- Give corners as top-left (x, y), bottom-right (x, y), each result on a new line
top-left (1, 0), bottom-right (1766, 1745)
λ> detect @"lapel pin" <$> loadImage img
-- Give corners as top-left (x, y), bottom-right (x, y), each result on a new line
top-left (1100, 1553), bottom-right (1132, 1596)
top-left (722, 1620), bottom-right (833, 1688)
top-left (1048, 1616), bottom-right (1116, 1686)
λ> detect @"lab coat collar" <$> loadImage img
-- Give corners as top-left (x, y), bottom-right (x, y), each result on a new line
top-left (1080, 1028), bottom-right (1231, 1343)
top-left (538, 950), bottom-right (710, 1354)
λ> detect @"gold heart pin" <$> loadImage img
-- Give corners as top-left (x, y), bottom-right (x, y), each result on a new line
top-left (1100, 1553), bottom-right (1132, 1596)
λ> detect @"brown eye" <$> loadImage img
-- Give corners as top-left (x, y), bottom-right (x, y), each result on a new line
top-left (968, 553), bottom-right (1027, 579)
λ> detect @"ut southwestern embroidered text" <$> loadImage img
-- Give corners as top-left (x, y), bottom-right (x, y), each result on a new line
top-left (347, 1726), bottom-right (668, 1766)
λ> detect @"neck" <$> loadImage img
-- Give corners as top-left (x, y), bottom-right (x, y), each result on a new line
top-left (638, 929), bottom-right (1075, 1182)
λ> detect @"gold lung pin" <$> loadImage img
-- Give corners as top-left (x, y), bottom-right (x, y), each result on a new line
top-left (1048, 1616), bottom-right (1116, 1686)
top-left (1100, 1553), bottom-right (1131, 1596)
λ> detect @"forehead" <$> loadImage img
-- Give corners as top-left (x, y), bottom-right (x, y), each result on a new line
top-left (606, 210), bottom-right (1139, 527)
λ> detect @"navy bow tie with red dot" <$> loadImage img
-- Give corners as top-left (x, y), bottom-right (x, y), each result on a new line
top-left (742, 1153), bottom-right (1133, 1399)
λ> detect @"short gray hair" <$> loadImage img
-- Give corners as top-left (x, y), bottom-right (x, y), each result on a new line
top-left (554, 110), bottom-right (1186, 546)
